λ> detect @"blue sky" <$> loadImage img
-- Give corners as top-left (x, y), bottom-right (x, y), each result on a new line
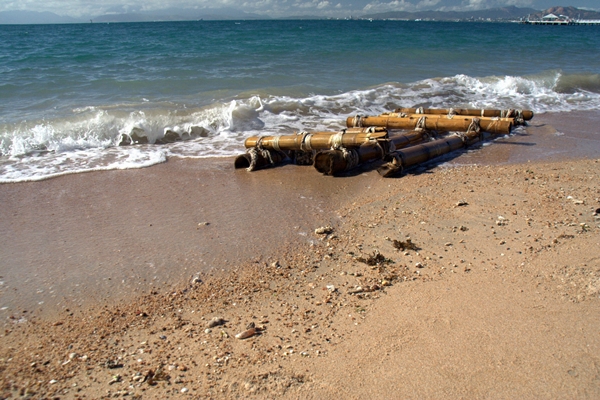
top-left (1, 0), bottom-right (598, 18)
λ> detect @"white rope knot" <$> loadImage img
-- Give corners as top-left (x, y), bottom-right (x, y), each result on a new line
top-left (415, 107), bottom-right (424, 114)
top-left (467, 118), bottom-right (481, 135)
top-left (331, 130), bottom-right (345, 150)
top-left (297, 131), bottom-right (313, 151)
top-left (448, 108), bottom-right (456, 118)
top-left (352, 115), bottom-right (363, 128)
top-left (271, 136), bottom-right (281, 152)
top-left (415, 116), bottom-right (427, 131)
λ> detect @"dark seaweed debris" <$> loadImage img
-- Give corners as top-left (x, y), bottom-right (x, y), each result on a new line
top-left (356, 251), bottom-right (393, 266)
top-left (392, 238), bottom-right (420, 252)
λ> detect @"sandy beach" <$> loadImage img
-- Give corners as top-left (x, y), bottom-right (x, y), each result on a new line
top-left (1, 111), bottom-right (599, 399)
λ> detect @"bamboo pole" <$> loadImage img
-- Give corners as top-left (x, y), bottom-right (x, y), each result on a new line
top-left (377, 129), bottom-right (490, 177)
top-left (234, 148), bottom-right (288, 172)
top-left (393, 107), bottom-right (534, 121)
top-left (347, 114), bottom-right (512, 135)
top-left (314, 143), bottom-right (383, 175)
top-left (244, 127), bottom-right (388, 151)
top-left (313, 130), bottom-right (429, 175)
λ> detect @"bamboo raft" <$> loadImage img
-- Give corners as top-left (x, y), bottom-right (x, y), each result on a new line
top-left (234, 107), bottom-right (534, 177)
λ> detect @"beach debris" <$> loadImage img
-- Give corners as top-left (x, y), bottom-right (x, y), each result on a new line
top-left (104, 360), bottom-right (124, 369)
top-left (348, 284), bottom-right (381, 294)
top-left (456, 200), bottom-right (469, 207)
top-left (144, 366), bottom-right (170, 385)
top-left (566, 196), bottom-right (584, 205)
top-left (315, 226), bottom-right (334, 235)
top-left (392, 238), bottom-right (420, 252)
top-left (109, 374), bottom-right (122, 385)
top-left (356, 250), bottom-right (392, 266)
top-left (326, 285), bottom-right (336, 292)
top-left (207, 317), bottom-right (227, 328)
top-left (191, 274), bottom-right (202, 284)
top-left (496, 216), bottom-right (509, 226)
top-left (235, 327), bottom-right (259, 340)
top-left (235, 107), bottom-right (533, 177)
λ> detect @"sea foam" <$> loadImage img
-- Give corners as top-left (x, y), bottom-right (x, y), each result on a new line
top-left (1, 71), bottom-right (599, 182)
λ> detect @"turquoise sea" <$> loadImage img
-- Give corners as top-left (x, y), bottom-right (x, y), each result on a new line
top-left (1, 20), bottom-right (599, 182)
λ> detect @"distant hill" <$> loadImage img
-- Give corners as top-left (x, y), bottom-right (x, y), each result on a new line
top-left (92, 8), bottom-right (266, 23)
top-left (362, 6), bottom-right (539, 21)
top-left (0, 8), bottom-right (266, 24)
top-left (0, 10), bottom-right (81, 24)
top-left (528, 6), bottom-right (600, 20)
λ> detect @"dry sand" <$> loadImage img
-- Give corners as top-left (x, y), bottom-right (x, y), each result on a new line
top-left (1, 111), bottom-right (599, 399)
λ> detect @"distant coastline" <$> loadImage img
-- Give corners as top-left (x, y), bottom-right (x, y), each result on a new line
top-left (2, 5), bottom-right (600, 25)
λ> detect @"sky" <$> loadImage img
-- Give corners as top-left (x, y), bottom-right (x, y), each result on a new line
top-left (1, 0), bottom-right (598, 19)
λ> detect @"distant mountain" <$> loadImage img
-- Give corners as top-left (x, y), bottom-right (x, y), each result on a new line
top-left (92, 8), bottom-right (267, 23)
top-left (528, 6), bottom-right (600, 19)
top-left (362, 6), bottom-right (539, 21)
top-left (0, 10), bottom-right (81, 24)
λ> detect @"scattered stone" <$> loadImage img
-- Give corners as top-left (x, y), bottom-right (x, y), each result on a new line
top-left (456, 200), bottom-right (468, 207)
top-left (566, 196), bottom-right (584, 205)
top-left (235, 327), bottom-right (258, 340)
top-left (207, 317), bottom-right (226, 328)
top-left (496, 216), bottom-right (509, 226)
top-left (181, 387), bottom-right (189, 393)
top-left (104, 360), bottom-right (124, 369)
top-left (315, 226), bottom-right (334, 235)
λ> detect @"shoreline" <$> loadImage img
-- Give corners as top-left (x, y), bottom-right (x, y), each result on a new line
top-left (1, 112), bottom-right (599, 398)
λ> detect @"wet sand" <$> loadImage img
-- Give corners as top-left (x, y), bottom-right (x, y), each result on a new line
top-left (0, 157), bottom-right (374, 317)
top-left (1, 110), bottom-right (599, 398)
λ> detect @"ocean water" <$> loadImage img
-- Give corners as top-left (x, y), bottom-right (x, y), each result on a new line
top-left (1, 20), bottom-right (599, 182)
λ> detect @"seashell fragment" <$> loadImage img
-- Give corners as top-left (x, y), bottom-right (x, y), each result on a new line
top-left (235, 328), bottom-right (258, 340)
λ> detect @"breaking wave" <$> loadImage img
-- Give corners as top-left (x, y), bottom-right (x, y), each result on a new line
top-left (1, 70), bottom-right (599, 182)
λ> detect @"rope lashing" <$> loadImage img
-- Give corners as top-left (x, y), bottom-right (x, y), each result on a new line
top-left (271, 135), bottom-right (281, 152)
top-left (246, 138), bottom-right (276, 172)
top-left (330, 129), bottom-right (346, 150)
top-left (448, 108), bottom-right (456, 118)
top-left (467, 117), bottom-right (481, 134)
top-left (341, 147), bottom-right (360, 171)
top-left (352, 115), bottom-right (363, 128)
top-left (415, 116), bottom-right (427, 131)
top-left (415, 107), bottom-right (424, 114)
top-left (298, 131), bottom-right (313, 151)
